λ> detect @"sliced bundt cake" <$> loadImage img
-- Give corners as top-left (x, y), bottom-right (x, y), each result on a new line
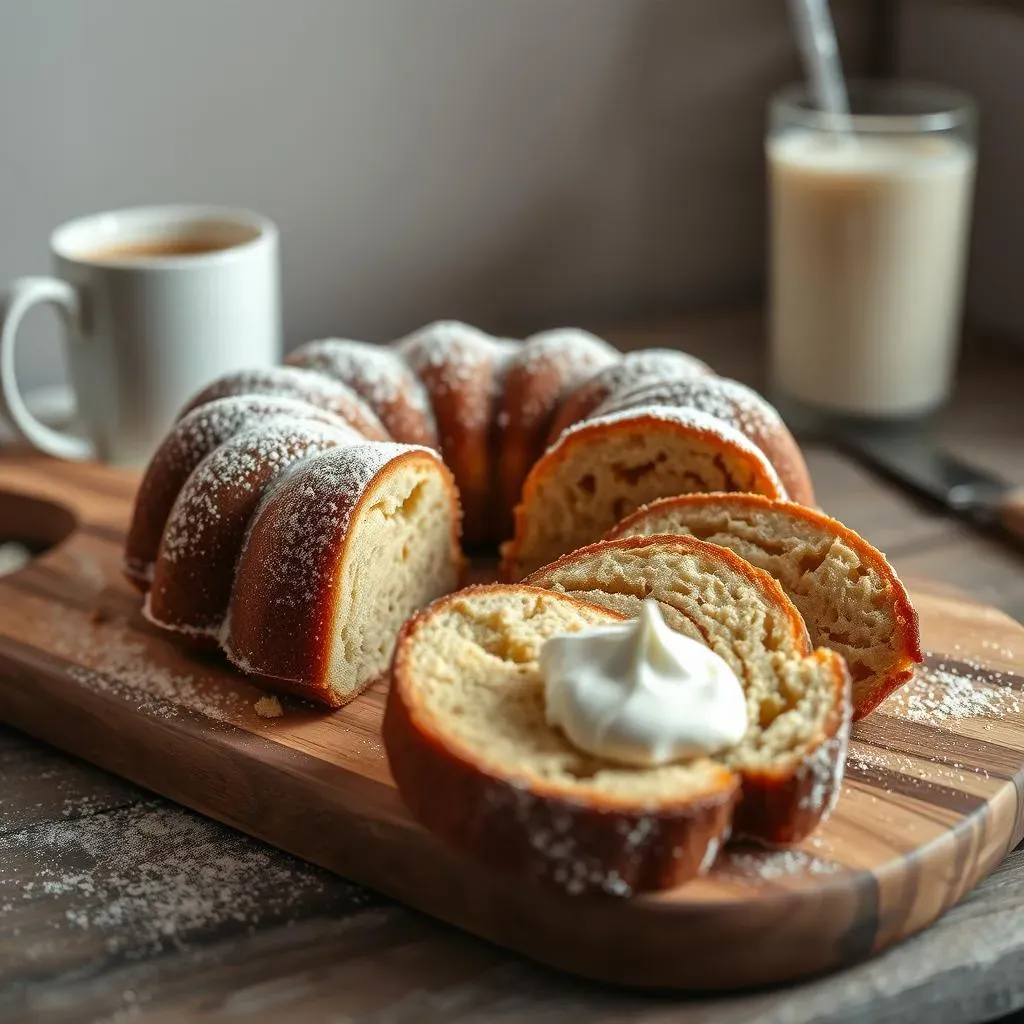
top-left (524, 535), bottom-right (851, 846)
top-left (385, 574), bottom-right (849, 896)
top-left (606, 493), bottom-right (922, 717)
top-left (500, 407), bottom-right (787, 580)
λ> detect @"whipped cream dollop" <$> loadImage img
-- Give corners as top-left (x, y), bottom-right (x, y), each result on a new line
top-left (540, 600), bottom-right (748, 767)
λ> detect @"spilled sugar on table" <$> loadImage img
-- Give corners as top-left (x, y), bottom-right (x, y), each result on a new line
top-left (1, 454), bottom-right (1024, 993)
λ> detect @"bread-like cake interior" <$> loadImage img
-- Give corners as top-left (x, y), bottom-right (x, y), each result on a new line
top-left (608, 495), bottom-right (920, 714)
top-left (525, 538), bottom-right (844, 772)
top-left (504, 409), bottom-right (784, 580)
top-left (402, 587), bottom-right (732, 804)
top-left (326, 457), bottom-right (462, 697)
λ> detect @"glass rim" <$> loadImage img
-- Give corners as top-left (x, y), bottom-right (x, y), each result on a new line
top-left (772, 80), bottom-right (975, 134)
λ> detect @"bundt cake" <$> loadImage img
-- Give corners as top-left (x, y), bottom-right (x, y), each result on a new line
top-left (127, 320), bottom-right (827, 706)
top-left (384, 576), bottom-right (849, 895)
top-left (523, 534), bottom-right (851, 846)
top-left (606, 493), bottom-right (923, 718)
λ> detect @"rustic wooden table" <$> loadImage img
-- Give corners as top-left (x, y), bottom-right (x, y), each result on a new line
top-left (2, 316), bottom-right (1023, 1024)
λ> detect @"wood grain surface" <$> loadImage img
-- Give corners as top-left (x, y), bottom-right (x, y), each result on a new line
top-left (1, 455), bottom-right (1023, 994)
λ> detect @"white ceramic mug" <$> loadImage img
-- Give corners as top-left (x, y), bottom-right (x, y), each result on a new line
top-left (0, 205), bottom-right (281, 464)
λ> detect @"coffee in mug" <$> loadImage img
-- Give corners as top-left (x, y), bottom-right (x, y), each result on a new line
top-left (0, 205), bottom-right (281, 464)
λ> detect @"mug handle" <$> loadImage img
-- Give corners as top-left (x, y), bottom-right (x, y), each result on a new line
top-left (0, 276), bottom-right (94, 460)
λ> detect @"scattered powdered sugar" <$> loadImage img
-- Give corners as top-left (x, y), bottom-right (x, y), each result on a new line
top-left (47, 614), bottom-right (248, 723)
top-left (879, 656), bottom-right (1022, 725)
top-left (595, 375), bottom-right (785, 440)
top-left (166, 394), bottom-right (346, 471)
top-left (715, 846), bottom-right (840, 882)
top-left (587, 348), bottom-right (713, 404)
top-left (0, 801), bottom-right (374, 957)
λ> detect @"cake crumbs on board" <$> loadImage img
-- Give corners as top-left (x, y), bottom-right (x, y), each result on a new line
top-left (254, 695), bottom-right (284, 719)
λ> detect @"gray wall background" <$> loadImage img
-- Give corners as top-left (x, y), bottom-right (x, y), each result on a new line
top-left (1, 0), bottom-right (1020, 399)
top-left (0, 0), bottom-right (873, 395)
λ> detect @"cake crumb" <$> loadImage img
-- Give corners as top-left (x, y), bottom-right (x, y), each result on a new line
top-left (254, 695), bottom-right (283, 719)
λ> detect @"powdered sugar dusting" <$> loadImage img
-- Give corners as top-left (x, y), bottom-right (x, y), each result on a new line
top-left (879, 657), bottom-right (1022, 725)
top-left (177, 365), bottom-right (387, 436)
top-left (165, 395), bottom-right (346, 471)
top-left (595, 375), bottom-right (784, 440)
top-left (398, 321), bottom-right (517, 432)
top-left (287, 337), bottom-right (433, 420)
top-left (510, 328), bottom-right (620, 427)
top-left (589, 348), bottom-right (713, 401)
top-left (715, 847), bottom-right (840, 882)
top-left (159, 418), bottom-right (360, 568)
top-left (46, 615), bottom-right (248, 722)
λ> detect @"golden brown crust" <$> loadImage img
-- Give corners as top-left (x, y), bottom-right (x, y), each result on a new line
top-left (732, 648), bottom-right (851, 844)
top-left (607, 492), bottom-right (923, 719)
top-left (499, 411), bottom-right (788, 582)
top-left (383, 584), bottom-right (740, 895)
top-left (285, 339), bottom-right (440, 449)
top-left (399, 331), bottom-right (514, 548)
top-left (144, 420), bottom-right (352, 643)
top-left (223, 448), bottom-right (463, 707)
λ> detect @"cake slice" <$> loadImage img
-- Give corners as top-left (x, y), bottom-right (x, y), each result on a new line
top-left (123, 395), bottom-right (348, 591)
top-left (606, 493), bottom-right (923, 718)
top-left (588, 375), bottom-right (815, 506)
top-left (144, 418), bottom-right (359, 643)
top-left (222, 443), bottom-right (463, 707)
top-left (524, 535), bottom-right (851, 846)
top-left (500, 406), bottom-right (786, 581)
top-left (384, 585), bottom-right (739, 895)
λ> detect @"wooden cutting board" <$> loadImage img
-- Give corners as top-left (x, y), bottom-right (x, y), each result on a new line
top-left (2, 454), bottom-right (1024, 991)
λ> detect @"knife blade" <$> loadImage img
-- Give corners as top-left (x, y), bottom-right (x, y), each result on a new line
top-left (832, 427), bottom-right (1024, 543)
